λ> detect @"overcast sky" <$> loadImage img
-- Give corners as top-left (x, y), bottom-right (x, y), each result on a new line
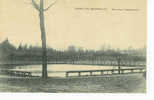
top-left (0, 0), bottom-right (146, 50)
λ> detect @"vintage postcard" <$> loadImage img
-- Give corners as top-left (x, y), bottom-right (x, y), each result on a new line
top-left (0, 0), bottom-right (146, 93)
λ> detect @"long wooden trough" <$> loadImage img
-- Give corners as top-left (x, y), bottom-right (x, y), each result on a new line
top-left (65, 68), bottom-right (146, 77)
top-left (0, 70), bottom-right (32, 77)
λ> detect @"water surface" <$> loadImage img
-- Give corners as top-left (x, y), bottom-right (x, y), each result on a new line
top-left (9, 64), bottom-right (142, 77)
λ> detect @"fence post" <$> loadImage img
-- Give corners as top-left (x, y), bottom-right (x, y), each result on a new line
top-left (111, 69), bottom-right (114, 74)
top-left (121, 69), bottom-right (124, 74)
top-left (90, 72), bottom-right (93, 76)
top-left (78, 72), bottom-right (81, 77)
top-left (140, 69), bottom-right (143, 73)
top-left (66, 72), bottom-right (69, 77)
top-left (117, 57), bottom-right (121, 74)
top-left (131, 69), bottom-right (134, 73)
top-left (101, 71), bottom-right (104, 75)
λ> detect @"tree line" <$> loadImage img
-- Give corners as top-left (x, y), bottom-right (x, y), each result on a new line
top-left (0, 39), bottom-right (146, 64)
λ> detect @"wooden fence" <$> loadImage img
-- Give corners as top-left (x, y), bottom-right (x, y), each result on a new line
top-left (66, 68), bottom-right (146, 77)
top-left (0, 67), bottom-right (146, 78)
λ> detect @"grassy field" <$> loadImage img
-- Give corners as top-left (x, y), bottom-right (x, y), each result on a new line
top-left (0, 73), bottom-right (146, 93)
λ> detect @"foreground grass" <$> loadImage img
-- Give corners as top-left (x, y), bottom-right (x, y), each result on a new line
top-left (0, 73), bottom-right (146, 93)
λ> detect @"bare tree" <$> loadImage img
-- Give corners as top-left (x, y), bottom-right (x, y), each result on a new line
top-left (31, 0), bottom-right (57, 78)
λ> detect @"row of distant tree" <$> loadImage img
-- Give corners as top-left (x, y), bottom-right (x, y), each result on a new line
top-left (0, 39), bottom-right (146, 63)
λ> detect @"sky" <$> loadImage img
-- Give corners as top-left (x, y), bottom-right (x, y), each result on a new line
top-left (0, 0), bottom-right (146, 50)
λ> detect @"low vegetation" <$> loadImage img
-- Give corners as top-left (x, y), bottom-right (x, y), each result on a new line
top-left (0, 73), bottom-right (146, 93)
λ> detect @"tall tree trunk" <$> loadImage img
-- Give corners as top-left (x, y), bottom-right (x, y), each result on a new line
top-left (32, 0), bottom-right (57, 78)
top-left (40, 0), bottom-right (48, 78)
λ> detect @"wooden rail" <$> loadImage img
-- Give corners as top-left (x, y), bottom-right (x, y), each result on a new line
top-left (0, 70), bottom-right (32, 77)
top-left (65, 68), bottom-right (146, 77)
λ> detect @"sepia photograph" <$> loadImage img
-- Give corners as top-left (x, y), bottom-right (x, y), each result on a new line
top-left (0, 0), bottom-right (146, 93)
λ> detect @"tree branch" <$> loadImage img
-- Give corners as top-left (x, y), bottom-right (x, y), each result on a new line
top-left (44, 0), bottom-right (57, 11)
top-left (32, 0), bottom-right (40, 11)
